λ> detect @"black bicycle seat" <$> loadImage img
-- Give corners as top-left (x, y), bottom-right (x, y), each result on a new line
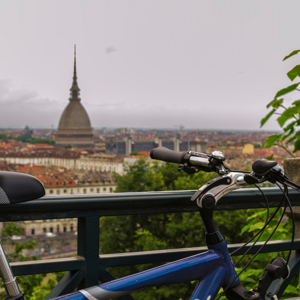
top-left (0, 171), bottom-right (45, 205)
top-left (252, 160), bottom-right (277, 176)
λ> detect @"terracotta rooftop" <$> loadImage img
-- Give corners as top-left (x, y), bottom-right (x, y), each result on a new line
top-left (0, 162), bottom-right (115, 188)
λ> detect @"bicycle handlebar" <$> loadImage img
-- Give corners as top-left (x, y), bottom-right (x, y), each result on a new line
top-left (150, 147), bottom-right (211, 168)
top-left (150, 147), bottom-right (300, 193)
top-left (150, 147), bottom-right (187, 164)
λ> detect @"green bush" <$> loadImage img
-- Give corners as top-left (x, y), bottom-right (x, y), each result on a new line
top-left (100, 158), bottom-right (262, 300)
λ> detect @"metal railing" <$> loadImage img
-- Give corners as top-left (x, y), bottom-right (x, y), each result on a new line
top-left (1, 188), bottom-right (300, 300)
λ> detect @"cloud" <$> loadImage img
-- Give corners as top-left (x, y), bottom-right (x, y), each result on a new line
top-left (0, 79), bottom-right (63, 127)
top-left (105, 46), bottom-right (117, 54)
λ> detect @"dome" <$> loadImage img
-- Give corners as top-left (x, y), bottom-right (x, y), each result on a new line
top-left (55, 46), bottom-right (94, 147)
top-left (58, 101), bottom-right (91, 129)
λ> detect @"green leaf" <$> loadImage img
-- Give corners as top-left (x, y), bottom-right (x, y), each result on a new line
top-left (293, 139), bottom-right (300, 153)
top-left (292, 99), bottom-right (300, 106)
top-left (275, 83), bottom-right (300, 98)
top-left (287, 65), bottom-right (300, 81)
top-left (265, 154), bottom-right (274, 161)
top-left (284, 106), bottom-right (299, 115)
top-left (277, 106), bottom-right (299, 127)
top-left (266, 98), bottom-right (283, 109)
top-left (260, 109), bottom-right (276, 127)
top-left (247, 210), bottom-right (267, 221)
top-left (277, 115), bottom-right (289, 127)
top-left (283, 49), bottom-right (300, 61)
top-left (261, 134), bottom-right (282, 149)
top-left (287, 135), bottom-right (297, 144)
top-left (241, 223), bottom-right (251, 234)
top-left (284, 284), bottom-right (299, 294)
top-left (282, 131), bottom-right (293, 142)
top-left (249, 222), bottom-right (265, 232)
top-left (283, 120), bottom-right (297, 132)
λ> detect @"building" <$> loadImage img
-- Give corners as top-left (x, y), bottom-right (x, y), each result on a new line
top-left (1, 151), bottom-right (124, 174)
top-left (0, 162), bottom-right (117, 196)
top-left (20, 126), bottom-right (33, 139)
top-left (215, 142), bottom-right (254, 155)
top-left (55, 46), bottom-right (94, 148)
top-left (106, 137), bottom-right (191, 155)
top-left (242, 143), bottom-right (255, 154)
top-left (189, 140), bottom-right (207, 153)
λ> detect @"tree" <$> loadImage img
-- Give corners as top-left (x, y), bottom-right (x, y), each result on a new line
top-left (0, 223), bottom-right (44, 298)
top-left (129, 151), bottom-right (140, 155)
top-left (0, 223), bottom-right (64, 300)
top-left (261, 49), bottom-right (300, 156)
top-left (100, 158), bottom-right (256, 300)
top-left (0, 135), bottom-right (55, 145)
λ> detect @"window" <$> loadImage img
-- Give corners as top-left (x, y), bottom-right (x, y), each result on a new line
top-left (50, 227), bottom-right (53, 233)
top-left (56, 189), bottom-right (60, 195)
top-left (43, 228), bottom-right (46, 233)
top-left (83, 189), bottom-right (87, 194)
top-left (110, 187), bottom-right (113, 192)
top-left (97, 188), bottom-right (100, 193)
top-left (64, 189), bottom-right (67, 193)
top-left (71, 189), bottom-right (73, 194)
top-left (64, 227), bottom-right (67, 233)
top-left (70, 224), bottom-right (74, 232)
top-left (31, 228), bottom-right (35, 235)
top-left (90, 188), bottom-right (93, 192)
top-left (103, 187), bottom-right (106, 191)
top-left (50, 190), bottom-right (53, 194)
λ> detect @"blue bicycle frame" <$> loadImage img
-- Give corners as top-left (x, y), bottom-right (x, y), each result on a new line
top-left (53, 239), bottom-right (239, 300)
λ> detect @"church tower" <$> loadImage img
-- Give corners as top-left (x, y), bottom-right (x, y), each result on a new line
top-left (55, 46), bottom-right (94, 148)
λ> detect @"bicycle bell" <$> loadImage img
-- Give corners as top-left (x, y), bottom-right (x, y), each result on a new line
top-left (211, 151), bottom-right (225, 161)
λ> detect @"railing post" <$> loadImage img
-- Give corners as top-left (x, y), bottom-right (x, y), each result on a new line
top-left (284, 158), bottom-right (300, 296)
top-left (77, 217), bottom-right (100, 289)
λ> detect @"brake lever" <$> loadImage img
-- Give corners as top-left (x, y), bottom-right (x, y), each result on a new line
top-left (244, 173), bottom-right (268, 185)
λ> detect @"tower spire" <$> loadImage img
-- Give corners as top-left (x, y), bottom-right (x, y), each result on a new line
top-left (69, 44), bottom-right (81, 101)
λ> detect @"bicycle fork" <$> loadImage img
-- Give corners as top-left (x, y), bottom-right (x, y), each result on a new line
top-left (0, 240), bottom-right (24, 300)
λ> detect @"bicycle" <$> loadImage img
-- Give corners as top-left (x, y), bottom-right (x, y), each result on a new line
top-left (0, 146), bottom-right (299, 300)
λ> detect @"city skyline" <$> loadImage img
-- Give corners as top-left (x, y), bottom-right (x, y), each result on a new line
top-left (1, 1), bottom-right (300, 130)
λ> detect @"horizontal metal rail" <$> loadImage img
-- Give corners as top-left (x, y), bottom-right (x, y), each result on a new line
top-left (10, 239), bottom-right (300, 275)
top-left (0, 188), bottom-right (298, 299)
top-left (0, 187), bottom-right (297, 222)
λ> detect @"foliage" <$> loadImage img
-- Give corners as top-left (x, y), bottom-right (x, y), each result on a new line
top-left (0, 134), bottom-right (55, 145)
top-left (29, 272), bottom-right (66, 300)
top-left (234, 208), bottom-right (298, 300)
top-left (0, 222), bottom-right (43, 299)
top-left (101, 158), bottom-right (258, 300)
top-left (0, 222), bottom-right (64, 299)
top-left (64, 144), bottom-right (72, 149)
top-left (129, 151), bottom-right (140, 155)
top-left (261, 49), bottom-right (300, 156)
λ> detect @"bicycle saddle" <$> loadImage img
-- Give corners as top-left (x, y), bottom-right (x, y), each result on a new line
top-left (0, 171), bottom-right (45, 204)
top-left (252, 160), bottom-right (277, 176)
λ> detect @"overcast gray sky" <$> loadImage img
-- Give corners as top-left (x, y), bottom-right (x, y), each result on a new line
top-left (1, 0), bottom-right (300, 130)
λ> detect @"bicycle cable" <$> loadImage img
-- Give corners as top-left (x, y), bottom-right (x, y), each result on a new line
top-left (233, 184), bottom-right (270, 267)
top-left (276, 184), bottom-right (295, 267)
top-left (224, 166), bottom-right (252, 174)
top-left (216, 189), bottom-right (288, 300)
top-left (231, 191), bottom-right (286, 256)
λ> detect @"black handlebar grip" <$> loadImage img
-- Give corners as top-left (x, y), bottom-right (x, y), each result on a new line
top-left (150, 147), bottom-right (186, 164)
